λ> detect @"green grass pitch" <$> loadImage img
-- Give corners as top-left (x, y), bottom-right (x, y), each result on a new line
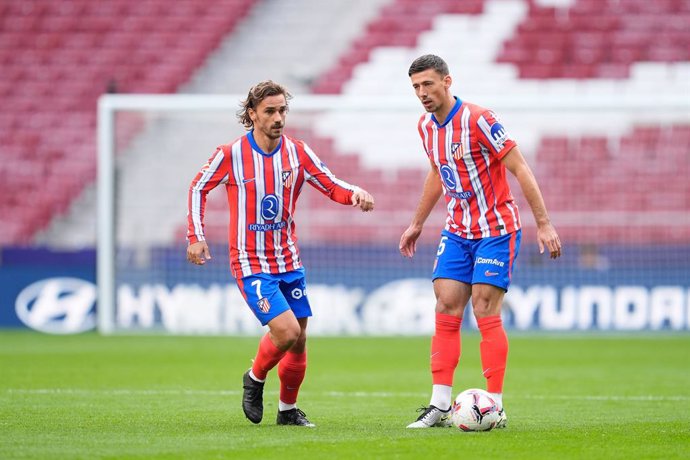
top-left (1, 331), bottom-right (689, 459)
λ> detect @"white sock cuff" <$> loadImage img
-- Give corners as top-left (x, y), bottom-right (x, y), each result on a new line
top-left (490, 392), bottom-right (503, 408)
top-left (248, 369), bottom-right (265, 383)
top-left (430, 384), bottom-right (453, 411)
top-left (279, 401), bottom-right (296, 412)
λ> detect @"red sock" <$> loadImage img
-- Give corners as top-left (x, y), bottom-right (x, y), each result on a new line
top-left (251, 334), bottom-right (286, 380)
top-left (477, 315), bottom-right (508, 393)
top-left (431, 313), bottom-right (462, 386)
top-left (278, 351), bottom-right (307, 405)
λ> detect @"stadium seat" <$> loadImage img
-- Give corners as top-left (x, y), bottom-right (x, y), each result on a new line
top-left (312, 0), bottom-right (487, 94)
top-left (501, 0), bottom-right (690, 79)
top-left (0, 0), bottom-right (259, 243)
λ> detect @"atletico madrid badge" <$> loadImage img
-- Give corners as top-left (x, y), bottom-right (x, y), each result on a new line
top-left (451, 142), bottom-right (463, 160)
top-left (281, 170), bottom-right (293, 188)
top-left (257, 297), bottom-right (271, 313)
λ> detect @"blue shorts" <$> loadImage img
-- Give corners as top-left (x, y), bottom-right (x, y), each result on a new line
top-left (432, 230), bottom-right (521, 291)
top-left (237, 268), bottom-right (312, 326)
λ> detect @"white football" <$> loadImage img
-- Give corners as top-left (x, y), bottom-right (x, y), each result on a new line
top-left (450, 388), bottom-right (501, 431)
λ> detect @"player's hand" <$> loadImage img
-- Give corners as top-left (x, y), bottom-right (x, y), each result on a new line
top-left (537, 222), bottom-right (561, 259)
top-left (351, 188), bottom-right (374, 212)
top-left (187, 241), bottom-right (212, 265)
top-left (399, 224), bottom-right (422, 258)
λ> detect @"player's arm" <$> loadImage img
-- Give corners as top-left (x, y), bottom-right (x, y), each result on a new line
top-left (301, 143), bottom-right (374, 212)
top-left (186, 148), bottom-right (230, 265)
top-left (501, 146), bottom-right (562, 259)
top-left (399, 157), bottom-right (443, 258)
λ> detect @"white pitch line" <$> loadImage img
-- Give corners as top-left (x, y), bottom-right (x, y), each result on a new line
top-left (4, 389), bottom-right (689, 402)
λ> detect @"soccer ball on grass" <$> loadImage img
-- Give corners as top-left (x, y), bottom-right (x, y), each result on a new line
top-left (450, 388), bottom-right (500, 431)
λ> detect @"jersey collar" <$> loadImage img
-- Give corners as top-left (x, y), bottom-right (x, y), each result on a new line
top-left (431, 96), bottom-right (462, 128)
top-left (247, 130), bottom-right (283, 156)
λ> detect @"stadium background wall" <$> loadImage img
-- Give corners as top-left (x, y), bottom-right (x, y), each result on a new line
top-left (2, 246), bottom-right (688, 334)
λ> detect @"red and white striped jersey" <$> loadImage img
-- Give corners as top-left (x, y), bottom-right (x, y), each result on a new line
top-left (187, 132), bottom-right (356, 278)
top-left (418, 98), bottom-right (521, 239)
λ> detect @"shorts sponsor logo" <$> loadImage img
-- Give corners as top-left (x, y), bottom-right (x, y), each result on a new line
top-left (475, 257), bottom-right (505, 267)
top-left (484, 270), bottom-right (499, 277)
top-left (257, 297), bottom-right (271, 313)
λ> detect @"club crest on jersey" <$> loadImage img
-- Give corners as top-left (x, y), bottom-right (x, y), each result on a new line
top-left (257, 297), bottom-right (271, 313)
top-left (451, 142), bottom-right (463, 160)
top-left (281, 170), bottom-right (293, 188)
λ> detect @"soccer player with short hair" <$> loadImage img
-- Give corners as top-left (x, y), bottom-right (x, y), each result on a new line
top-left (400, 55), bottom-right (561, 428)
top-left (186, 80), bottom-right (374, 427)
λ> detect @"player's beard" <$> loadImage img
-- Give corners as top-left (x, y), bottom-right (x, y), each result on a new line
top-left (265, 123), bottom-right (283, 140)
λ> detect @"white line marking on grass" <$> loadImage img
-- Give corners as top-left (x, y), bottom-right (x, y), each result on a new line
top-left (524, 395), bottom-right (690, 402)
top-left (5, 389), bottom-right (690, 402)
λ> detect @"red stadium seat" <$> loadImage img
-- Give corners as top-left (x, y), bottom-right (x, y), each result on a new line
top-left (0, 0), bottom-right (260, 243)
top-left (532, 125), bottom-right (690, 242)
top-left (310, 0), bottom-right (487, 94)
top-left (500, 0), bottom-right (690, 79)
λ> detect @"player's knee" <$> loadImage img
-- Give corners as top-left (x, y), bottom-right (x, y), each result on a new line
top-left (291, 332), bottom-right (307, 353)
top-left (471, 296), bottom-right (499, 318)
top-left (272, 324), bottom-right (301, 351)
top-left (435, 297), bottom-right (462, 315)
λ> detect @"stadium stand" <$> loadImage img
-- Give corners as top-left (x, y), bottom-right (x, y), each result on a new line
top-left (497, 0), bottom-right (690, 78)
top-left (31, 0), bottom-right (391, 248)
top-left (3, 0), bottom-right (689, 248)
top-left (527, 123), bottom-right (690, 243)
top-left (0, 0), bottom-right (257, 245)
top-left (303, 0), bottom-right (690, 244)
top-left (312, 0), bottom-right (487, 94)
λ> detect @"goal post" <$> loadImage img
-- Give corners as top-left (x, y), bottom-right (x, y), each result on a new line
top-left (97, 93), bottom-right (690, 335)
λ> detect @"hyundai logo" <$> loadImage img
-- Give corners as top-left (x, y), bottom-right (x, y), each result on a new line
top-left (15, 278), bottom-right (97, 334)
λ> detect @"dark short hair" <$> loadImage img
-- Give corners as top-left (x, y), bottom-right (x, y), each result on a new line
top-left (408, 54), bottom-right (450, 77)
top-left (237, 80), bottom-right (292, 129)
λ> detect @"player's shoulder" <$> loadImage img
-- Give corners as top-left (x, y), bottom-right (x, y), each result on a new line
top-left (417, 112), bottom-right (433, 127)
top-left (283, 134), bottom-right (303, 147)
top-left (463, 101), bottom-right (502, 122)
top-left (216, 135), bottom-right (246, 154)
top-left (283, 135), bottom-right (312, 155)
top-left (460, 100), bottom-right (490, 117)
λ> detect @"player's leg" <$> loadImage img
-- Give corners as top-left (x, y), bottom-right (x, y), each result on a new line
top-left (276, 269), bottom-right (315, 427)
top-left (471, 283), bottom-right (509, 428)
top-left (471, 283), bottom-right (507, 400)
top-left (237, 273), bottom-right (300, 424)
top-left (276, 317), bottom-right (314, 427)
top-left (471, 230), bottom-right (521, 428)
top-left (431, 278), bottom-right (471, 407)
top-left (408, 232), bottom-right (472, 428)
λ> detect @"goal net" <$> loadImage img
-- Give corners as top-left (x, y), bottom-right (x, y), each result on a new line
top-left (97, 93), bottom-right (690, 334)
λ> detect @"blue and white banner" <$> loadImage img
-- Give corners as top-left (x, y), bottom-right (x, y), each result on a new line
top-left (1, 246), bottom-right (688, 334)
